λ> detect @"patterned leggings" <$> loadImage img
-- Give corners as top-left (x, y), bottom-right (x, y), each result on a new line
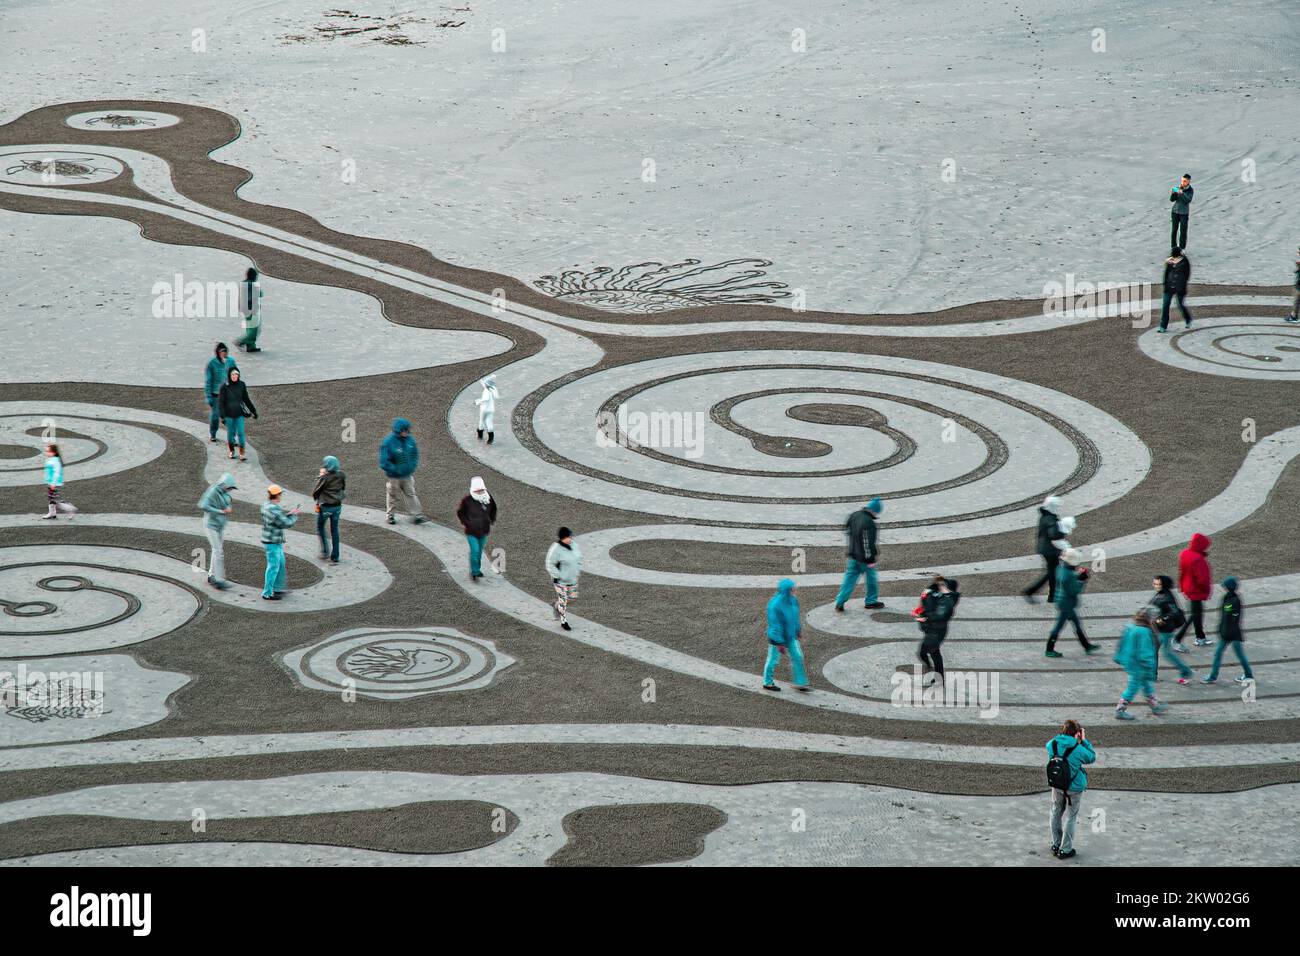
top-left (553, 582), bottom-right (577, 623)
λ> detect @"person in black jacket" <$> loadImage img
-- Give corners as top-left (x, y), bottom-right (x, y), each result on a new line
top-left (1149, 575), bottom-right (1192, 684)
top-left (915, 576), bottom-right (960, 686)
top-left (1201, 576), bottom-right (1253, 684)
top-left (216, 367), bottom-right (257, 461)
top-left (456, 476), bottom-right (498, 580)
top-left (1169, 174), bottom-right (1193, 248)
top-left (1023, 495), bottom-right (1066, 603)
top-left (835, 497), bottom-right (884, 611)
top-left (312, 455), bottom-right (346, 563)
top-left (1158, 246), bottom-right (1192, 332)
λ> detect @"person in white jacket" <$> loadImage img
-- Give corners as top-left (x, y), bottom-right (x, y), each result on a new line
top-left (475, 375), bottom-right (498, 444)
top-left (545, 526), bottom-right (582, 631)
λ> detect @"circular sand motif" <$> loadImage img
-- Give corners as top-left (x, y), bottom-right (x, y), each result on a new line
top-left (0, 413), bottom-right (166, 487)
top-left (1139, 317), bottom-right (1300, 379)
top-left (283, 627), bottom-right (516, 700)
top-left (0, 150), bottom-right (124, 186)
top-left (64, 110), bottom-right (181, 131)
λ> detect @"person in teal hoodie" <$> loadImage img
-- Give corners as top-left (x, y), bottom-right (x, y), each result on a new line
top-left (1045, 718), bottom-right (1096, 859)
top-left (197, 472), bottom-right (237, 589)
top-left (203, 342), bottom-right (237, 442)
top-left (1045, 549), bottom-right (1100, 657)
top-left (763, 578), bottom-right (809, 692)
top-left (378, 418), bottom-right (426, 525)
top-left (1113, 608), bottom-right (1169, 720)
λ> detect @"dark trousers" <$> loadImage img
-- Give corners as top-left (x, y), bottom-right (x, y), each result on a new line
top-left (918, 639), bottom-right (944, 677)
top-left (1171, 212), bottom-right (1188, 248)
top-left (1047, 609), bottom-right (1089, 651)
top-left (316, 505), bottom-right (341, 561)
top-left (1024, 551), bottom-right (1060, 601)
top-left (1160, 291), bottom-right (1191, 330)
top-left (1175, 599), bottom-right (1205, 643)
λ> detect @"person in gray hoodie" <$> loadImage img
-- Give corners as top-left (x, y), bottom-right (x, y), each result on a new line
top-left (311, 455), bottom-right (346, 563)
top-left (545, 527), bottom-right (582, 631)
top-left (197, 472), bottom-right (237, 590)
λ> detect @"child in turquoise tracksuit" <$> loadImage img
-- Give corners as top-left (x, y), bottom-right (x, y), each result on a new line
top-left (1113, 609), bottom-right (1168, 720)
top-left (1045, 719), bottom-right (1096, 859)
top-left (41, 443), bottom-right (78, 519)
top-left (763, 578), bottom-right (809, 691)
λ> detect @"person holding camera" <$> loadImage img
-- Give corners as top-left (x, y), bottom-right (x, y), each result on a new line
top-left (1045, 718), bottom-right (1095, 860)
top-left (1169, 173), bottom-right (1193, 248)
top-left (1044, 549), bottom-right (1100, 657)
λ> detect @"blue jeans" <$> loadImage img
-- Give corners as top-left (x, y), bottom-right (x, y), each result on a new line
top-left (1208, 640), bottom-right (1253, 680)
top-left (836, 559), bottom-right (878, 606)
top-left (226, 415), bottom-right (246, 449)
top-left (1047, 608), bottom-right (1089, 650)
top-left (262, 542), bottom-right (285, 597)
top-left (317, 505), bottom-right (341, 561)
top-left (207, 399), bottom-right (222, 439)
top-left (1121, 674), bottom-right (1154, 702)
top-left (1158, 630), bottom-right (1193, 678)
top-left (763, 638), bottom-right (808, 686)
top-left (467, 533), bottom-right (487, 576)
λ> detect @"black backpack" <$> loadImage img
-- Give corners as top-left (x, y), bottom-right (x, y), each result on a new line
top-left (1046, 739), bottom-right (1079, 792)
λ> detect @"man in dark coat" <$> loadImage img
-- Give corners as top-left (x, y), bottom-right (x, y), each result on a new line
top-left (1169, 173), bottom-right (1193, 248)
top-left (835, 497), bottom-right (883, 611)
top-left (1158, 246), bottom-right (1192, 332)
top-left (1023, 495), bottom-right (1066, 603)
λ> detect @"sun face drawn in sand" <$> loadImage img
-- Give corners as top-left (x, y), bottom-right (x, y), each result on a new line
top-left (64, 110), bottom-right (181, 132)
top-left (533, 258), bottom-right (791, 314)
top-left (0, 151), bottom-right (124, 186)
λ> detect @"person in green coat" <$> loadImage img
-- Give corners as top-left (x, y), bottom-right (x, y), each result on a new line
top-left (1045, 549), bottom-right (1100, 657)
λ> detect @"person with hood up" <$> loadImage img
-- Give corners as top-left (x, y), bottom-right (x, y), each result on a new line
top-left (1113, 608), bottom-right (1169, 719)
top-left (1045, 719), bottom-right (1095, 860)
top-left (915, 575), bottom-right (961, 687)
top-left (378, 418), bottom-right (426, 525)
top-left (312, 455), bottom-right (346, 563)
top-left (40, 443), bottom-right (78, 520)
top-left (235, 266), bottom-right (264, 352)
top-left (1201, 577), bottom-right (1254, 685)
top-left (475, 375), bottom-right (499, 444)
top-left (456, 476), bottom-right (498, 579)
top-left (835, 497), bottom-right (884, 611)
top-left (763, 578), bottom-right (810, 692)
top-left (1045, 549), bottom-right (1101, 657)
top-left (197, 472), bottom-right (237, 589)
top-left (203, 342), bottom-right (238, 443)
top-left (260, 484), bottom-right (299, 600)
top-left (216, 367), bottom-right (257, 462)
top-left (545, 527), bottom-right (582, 631)
top-left (1174, 533), bottom-right (1212, 649)
top-left (1023, 495), bottom-right (1067, 603)
top-left (1150, 575), bottom-right (1192, 684)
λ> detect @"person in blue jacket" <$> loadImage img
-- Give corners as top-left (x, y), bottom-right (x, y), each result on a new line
top-left (1045, 549), bottom-right (1100, 657)
top-left (1113, 608), bottom-right (1169, 720)
top-left (203, 342), bottom-right (237, 442)
top-left (1045, 718), bottom-right (1096, 859)
top-left (378, 417), bottom-right (426, 525)
top-left (762, 578), bottom-right (809, 692)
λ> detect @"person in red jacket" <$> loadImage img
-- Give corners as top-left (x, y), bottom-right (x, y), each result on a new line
top-left (1173, 533), bottom-right (1212, 650)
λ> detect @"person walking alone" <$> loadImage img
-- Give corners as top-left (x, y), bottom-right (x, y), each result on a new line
top-left (235, 266), bottom-right (264, 353)
top-left (378, 418), bottom-right (426, 525)
top-left (545, 527), bottom-right (582, 631)
top-left (1287, 246), bottom-right (1300, 322)
top-left (260, 484), bottom-right (299, 601)
top-left (1150, 575), bottom-right (1192, 685)
top-left (312, 455), bottom-right (346, 564)
top-left (217, 367), bottom-right (257, 462)
top-left (763, 578), bottom-right (809, 692)
top-left (1158, 246), bottom-right (1192, 332)
top-left (835, 497), bottom-right (884, 611)
top-left (1169, 173), bottom-right (1193, 248)
top-left (1045, 719), bottom-right (1095, 860)
top-left (1201, 576), bottom-right (1254, 685)
top-left (475, 375), bottom-right (499, 444)
top-left (456, 476), bottom-right (497, 580)
top-left (197, 472), bottom-right (237, 589)
top-left (1044, 549), bottom-right (1100, 657)
top-left (40, 443), bottom-right (78, 519)
top-left (203, 342), bottom-right (237, 443)
top-left (1113, 608), bottom-right (1169, 719)
top-left (1174, 533), bottom-right (1213, 648)
top-left (1023, 495), bottom-right (1067, 603)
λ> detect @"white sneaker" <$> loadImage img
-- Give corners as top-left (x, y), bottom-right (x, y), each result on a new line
top-left (1194, 639), bottom-right (1210, 646)
top-left (1172, 642), bottom-right (1189, 653)
top-left (1234, 675), bottom-right (1253, 684)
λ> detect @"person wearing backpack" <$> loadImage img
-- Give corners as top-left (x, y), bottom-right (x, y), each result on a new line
top-left (1045, 718), bottom-right (1095, 860)
top-left (1150, 575), bottom-right (1192, 684)
top-left (1200, 576), bottom-right (1254, 685)
top-left (1114, 608), bottom-right (1169, 720)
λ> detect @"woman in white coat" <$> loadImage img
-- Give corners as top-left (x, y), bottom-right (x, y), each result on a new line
top-left (545, 526), bottom-right (582, 631)
top-left (475, 375), bottom-right (499, 444)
